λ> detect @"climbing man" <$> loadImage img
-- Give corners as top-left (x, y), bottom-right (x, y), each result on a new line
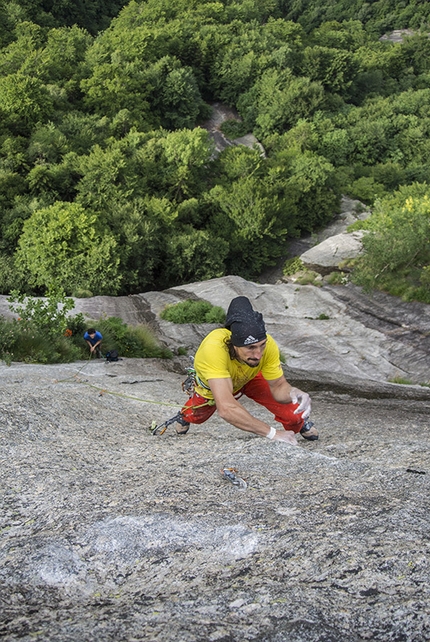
top-left (83, 328), bottom-right (103, 358)
top-left (176, 296), bottom-right (318, 444)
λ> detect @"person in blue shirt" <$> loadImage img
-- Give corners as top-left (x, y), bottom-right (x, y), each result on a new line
top-left (83, 328), bottom-right (103, 358)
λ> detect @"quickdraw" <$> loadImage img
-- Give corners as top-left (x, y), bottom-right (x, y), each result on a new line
top-left (221, 468), bottom-right (247, 490)
top-left (181, 364), bottom-right (197, 396)
top-left (150, 412), bottom-right (187, 436)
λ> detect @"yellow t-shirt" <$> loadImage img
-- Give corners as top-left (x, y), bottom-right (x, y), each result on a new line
top-left (193, 328), bottom-right (283, 399)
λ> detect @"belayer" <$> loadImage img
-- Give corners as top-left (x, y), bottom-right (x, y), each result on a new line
top-left (173, 296), bottom-right (318, 445)
top-left (83, 328), bottom-right (103, 358)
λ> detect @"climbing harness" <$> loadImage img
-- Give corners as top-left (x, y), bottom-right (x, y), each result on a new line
top-left (221, 467), bottom-right (247, 490)
top-left (181, 362), bottom-right (197, 396)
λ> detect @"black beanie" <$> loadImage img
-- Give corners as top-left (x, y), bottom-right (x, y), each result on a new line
top-left (225, 296), bottom-right (266, 347)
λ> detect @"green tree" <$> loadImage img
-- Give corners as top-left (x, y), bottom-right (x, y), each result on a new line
top-left (239, 68), bottom-right (325, 137)
top-left (352, 183), bottom-right (430, 302)
top-left (15, 201), bottom-right (121, 294)
top-left (3, 0), bottom-right (127, 34)
top-left (209, 17), bottom-right (304, 105)
top-left (310, 19), bottom-right (368, 51)
top-left (207, 175), bottom-right (288, 277)
top-left (0, 0), bottom-right (14, 48)
top-left (163, 227), bottom-right (229, 286)
top-left (37, 25), bottom-right (92, 105)
top-left (0, 73), bottom-right (54, 134)
top-left (146, 58), bottom-right (209, 130)
top-left (80, 59), bottom-right (153, 130)
top-left (103, 196), bottom-right (174, 293)
top-left (302, 45), bottom-right (358, 94)
top-left (8, 288), bottom-right (75, 338)
top-left (28, 123), bottom-right (69, 164)
top-left (0, 21), bottom-right (46, 76)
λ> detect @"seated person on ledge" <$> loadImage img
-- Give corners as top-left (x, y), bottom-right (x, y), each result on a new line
top-left (83, 328), bottom-right (103, 358)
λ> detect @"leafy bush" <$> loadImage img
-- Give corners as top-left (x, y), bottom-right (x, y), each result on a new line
top-left (94, 316), bottom-right (172, 359)
top-left (220, 119), bottom-right (249, 140)
top-left (325, 271), bottom-right (350, 285)
top-left (347, 176), bottom-right (387, 205)
top-left (66, 313), bottom-right (87, 340)
top-left (283, 257), bottom-right (305, 276)
top-left (8, 289), bottom-right (75, 338)
top-left (388, 376), bottom-right (413, 385)
top-left (296, 270), bottom-right (323, 286)
top-left (351, 183), bottom-right (430, 303)
top-left (0, 316), bottom-right (83, 365)
top-left (160, 300), bottom-right (226, 324)
top-left (72, 289), bottom-right (94, 298)
top-left (0, 291), bottom-right (171, 363)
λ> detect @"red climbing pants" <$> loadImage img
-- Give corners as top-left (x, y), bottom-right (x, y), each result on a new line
top-left (180, 372), bottom-right (304, 433)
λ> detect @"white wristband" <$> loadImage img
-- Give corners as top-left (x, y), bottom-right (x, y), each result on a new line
top-left (266, 426), bottom-right (276, 440)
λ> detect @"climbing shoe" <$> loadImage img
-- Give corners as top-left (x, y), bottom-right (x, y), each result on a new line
top-left (175, 415), bottom-right (190, 435)
top-left (300, 419), bottom-right (319, 441)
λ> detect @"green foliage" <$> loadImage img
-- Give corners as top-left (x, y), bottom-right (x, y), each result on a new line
top-left (325, 271), bottom-right (350, 285)
top-left (0, 299), bottom-right (172, 363)
top-left (0, 1), bottom-right (430, 298)
top-left (302, 45), bottom-right (358, 94)
top-left (388, 376), bottom-right (413, 385)
top-left (347, 176), bottom-right (387, 204)
top-left (239, 68), bottom-right (326, 138)
top-left (15, 201), bottom-right (122, 295)
top-left (352, 184), bottom-right (430, 303)
top-left (160, 300), bottom-right (226, 324)
top-left (208, 177), bottom-right (286, 277)
top-left (7, 288), bottom-right (75, 338)
top-left (283, 0), bottom-right (430, 34)
top-left (283, 257), bottom-right (304, 276)
top-left (0, 73), bottom-right (54, 134)
top-left (295, 270), bottom-right (322, 286)
top-left (145, 57), bottom-right (210, 130)
top-left (95, 316), bottom-right (172, 358)
top-left (3, 0), bottom-right (128, 35)
top-left (72, 288), bottom-right (94, 298)
top-left (1, 290), bottom-right (83, 363)
top-left (220, 119), bottom-right (249, 140)
top-left (0, 253), bottom-right (25, 294)
top-left (163, 227), bottom-right (229, 287)
top-left (65, 311), bottom-right (87, 339)
top-left (0, 315), bottom-right (84, 364)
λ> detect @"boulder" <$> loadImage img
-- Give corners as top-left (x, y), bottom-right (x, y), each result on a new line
top-left (379, 29), bottom-right (415, 43)
top-left (202, 102), bottom-right (266, 156)
top-left (299, 230), bottom-right (366, 274)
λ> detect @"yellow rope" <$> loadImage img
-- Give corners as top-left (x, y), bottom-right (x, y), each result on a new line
top-left (57, 375), bottom-right (183, 408)
top-left (54, 358), bottom-right (211, 410)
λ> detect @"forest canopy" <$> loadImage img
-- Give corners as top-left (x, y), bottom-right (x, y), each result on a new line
top-left (0, 0), bottom-right (429, 302)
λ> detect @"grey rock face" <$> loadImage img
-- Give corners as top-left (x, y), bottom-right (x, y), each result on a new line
top-left (1, 354), bottom-right (429, 641)
top-left (300, 230), bottom-right (365, 272)
top-left (379, 29), bottom-right (415, 43)
top-left (284, 196), bottom-right (370, 261)
top-left (2, 274), bottom-right (429, 386)
top-left (202, 102), bottom-right (266, 156)
top-left (1, 275), bottom-right (430, 641)
top-left (296, 196), bottom-right (370, 273)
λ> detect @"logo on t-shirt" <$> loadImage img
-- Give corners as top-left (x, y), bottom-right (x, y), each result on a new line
top-left (243, 335), bottom-right (258, 345)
